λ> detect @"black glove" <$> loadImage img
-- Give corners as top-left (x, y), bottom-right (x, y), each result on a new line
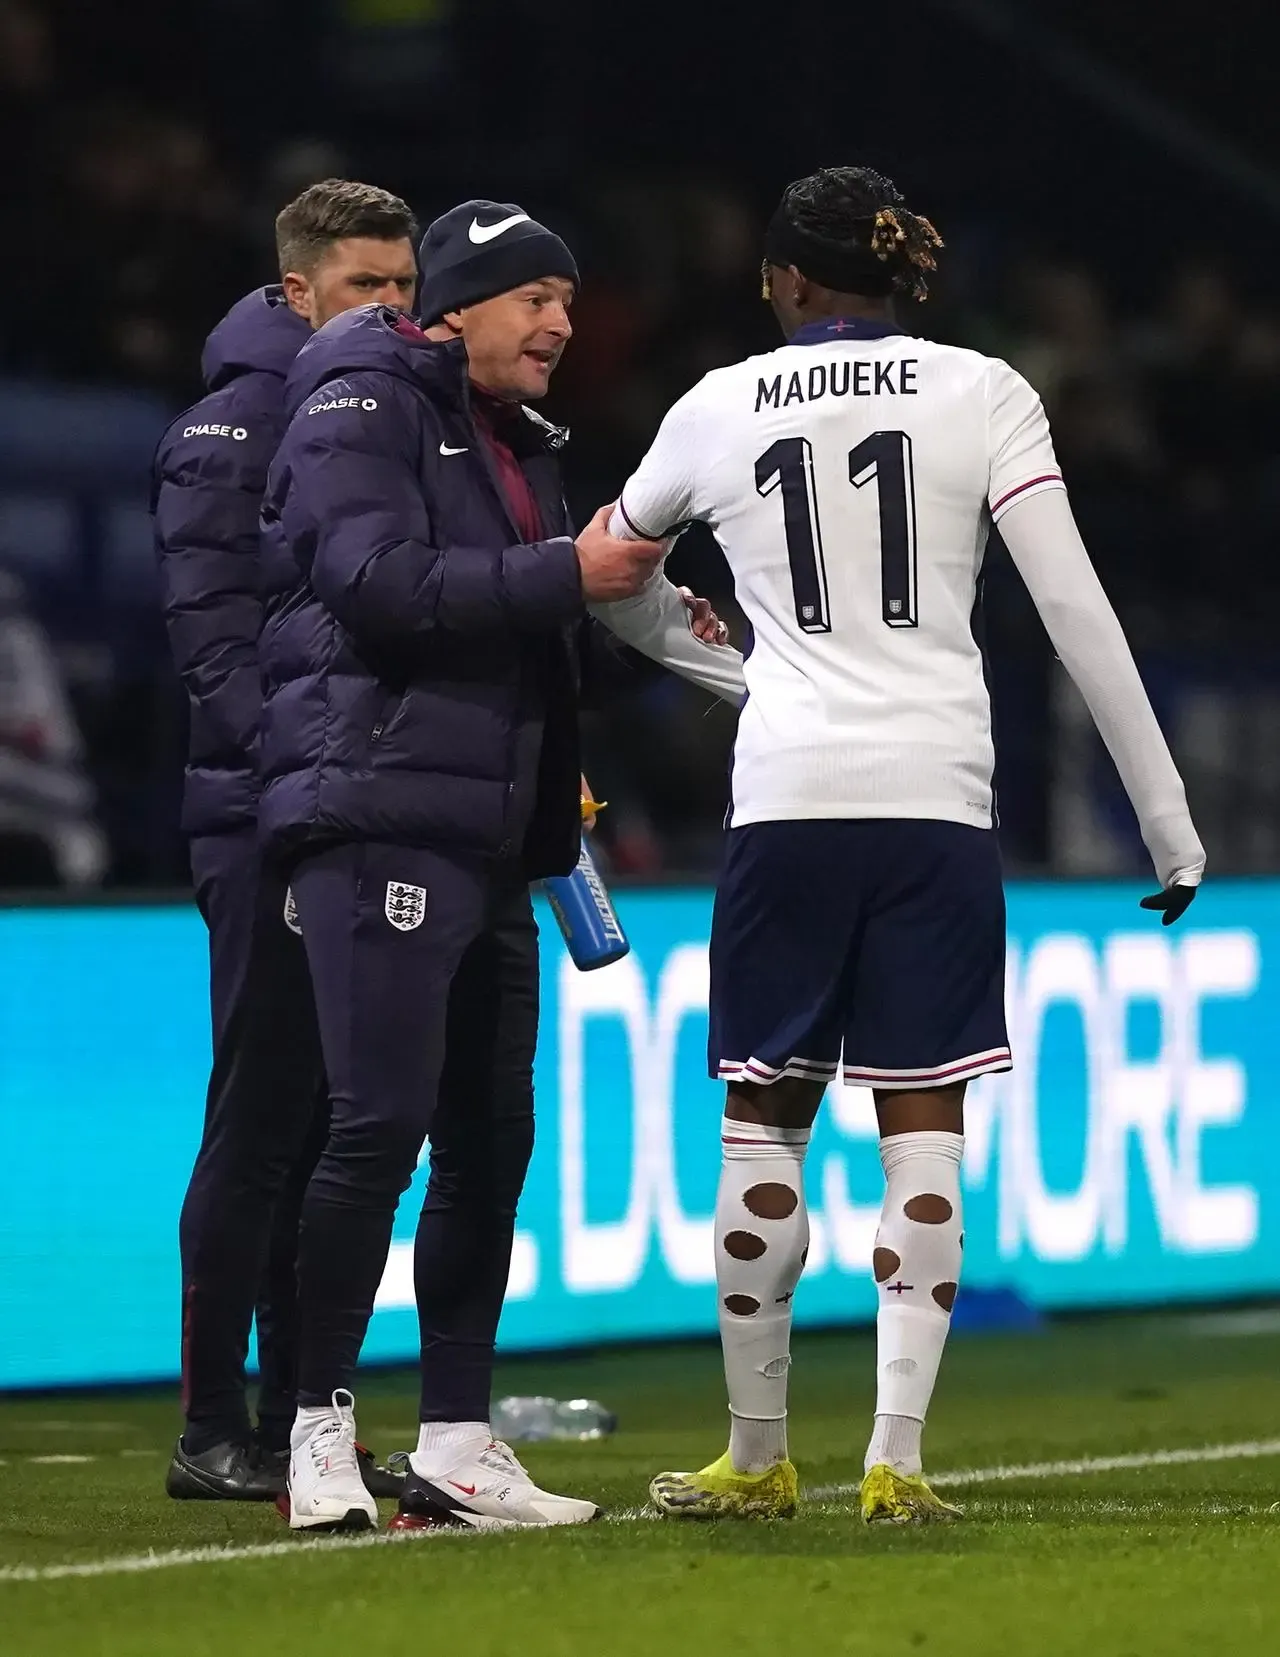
top-left (1139, 882), bottom-right (1198, 926)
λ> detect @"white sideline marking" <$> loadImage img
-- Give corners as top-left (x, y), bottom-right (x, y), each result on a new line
top-left (808, 1437), bottom-right (1280, 1500)
top-left (3, 1438), bottom-right (1279, 1584)
top-left (11, 1421), bottom-right (129, 1433)
top-left (0, 1532), bottom-right (453, 1583)
top-left (1184, 1309), bottom-right (1280, 1339)
top-left (28, 1455), bottom-right (95, 1466)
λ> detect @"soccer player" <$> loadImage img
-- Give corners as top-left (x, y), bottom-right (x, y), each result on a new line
top-left (153, 180), bottom-right (419, 1500)
top-left (610, 166), bottom-right (1206, 1523)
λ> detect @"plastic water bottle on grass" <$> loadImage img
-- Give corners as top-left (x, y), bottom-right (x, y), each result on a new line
top-left (491, 1396), bottom-right (618, 1442)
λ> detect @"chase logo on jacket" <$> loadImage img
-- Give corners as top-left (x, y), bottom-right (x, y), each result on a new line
top-left (183, 422), bottom-right (248, 440)
top-left (307, 395), bottom-right (379, 415)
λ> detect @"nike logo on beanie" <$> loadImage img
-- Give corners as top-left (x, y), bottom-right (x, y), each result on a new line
top-left (468, 212), bottom-right (531, 244)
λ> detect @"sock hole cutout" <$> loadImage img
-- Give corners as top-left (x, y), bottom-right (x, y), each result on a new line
top-left (744, 1183), bottom-right (798, 1220)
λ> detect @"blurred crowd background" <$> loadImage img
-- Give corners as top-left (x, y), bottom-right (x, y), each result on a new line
top-left (1, 0), bottom-right (1277, 888)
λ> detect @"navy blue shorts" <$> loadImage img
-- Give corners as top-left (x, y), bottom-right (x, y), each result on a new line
top-left (709, 820), bottom-right (1010, 1090)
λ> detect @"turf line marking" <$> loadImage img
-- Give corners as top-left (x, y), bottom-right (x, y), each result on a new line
top-left (12, 1421), bottom-right (129, 1434)
top-left (0, 1531), bottom-right (463, 1583)
top-left (809, 1437), bottom-right (1280, 1500)
top-left (28, 1455), bottom-right (96, 1466)
top-left (5, 1438), bottom-right (1279, 1583)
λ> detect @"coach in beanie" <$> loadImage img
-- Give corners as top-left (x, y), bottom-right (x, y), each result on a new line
top-left (417, 198), bottom-right (579, 323)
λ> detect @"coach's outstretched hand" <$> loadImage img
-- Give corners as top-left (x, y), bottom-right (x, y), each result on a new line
top-left (1140, 882), bottom-right (1199, 926)
top-left (575, 505), bottom-right (665, 602)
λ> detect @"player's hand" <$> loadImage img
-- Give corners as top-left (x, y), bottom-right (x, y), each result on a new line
top-left (678, 586), bottom-right (730, 645)
top-left (1139, 882), bottom-right (1198, 926)
top-left (575, 505), bottom-right (665, 602)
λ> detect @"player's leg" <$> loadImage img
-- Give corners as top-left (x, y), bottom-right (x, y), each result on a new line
top-left (285, 841), bottom-right (485, 1531)
top-left (251, 1082), bottom-right (327, 1459)
top-left (846, 820), bottom-right (1009, 1524)
top-left (236, 936), bottom-right (407, 1498)
top-left (722, 1076), bottom-right (822, 1473)
top-left (168, 832), bottom-right (325, 1502)
top-left (651, 1073), bottom-right (824, 1521)
top-left (860, 1080), bottom-right (967, 1521)
top-left (392, 878), bottom-right (596, 1531)
top-left (651, 822), bottom-right (850, 1520)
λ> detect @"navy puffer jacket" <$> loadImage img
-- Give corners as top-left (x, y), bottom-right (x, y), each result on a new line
top-left (152, 287), bottom-right (311, 833)
top-left (259, 305), bottom-right (639, 879)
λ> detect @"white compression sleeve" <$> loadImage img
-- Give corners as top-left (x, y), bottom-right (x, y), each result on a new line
top-left (590, 571), bottom-right (745, 707)
top-left (998, 489), bottom-right (1205, 888)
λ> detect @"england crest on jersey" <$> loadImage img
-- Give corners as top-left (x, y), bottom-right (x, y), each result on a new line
top-left (385, 881), bottom-right (426, 931)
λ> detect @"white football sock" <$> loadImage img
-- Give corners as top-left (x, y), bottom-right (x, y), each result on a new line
top-left (412, 1420), bottom-right (490, 1479)
top-left (865, 1130), bottom-right (964, 1477)
top-left (717, 1115), bottom-right (811, 1473)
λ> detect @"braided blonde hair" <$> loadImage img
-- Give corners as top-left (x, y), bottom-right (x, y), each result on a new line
top-left (871, 206), bottom-right (944, 302)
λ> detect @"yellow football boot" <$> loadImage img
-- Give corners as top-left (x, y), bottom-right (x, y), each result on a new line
top-left (860, 1463), bottom-right (962, 1525)
top-left (649, 1450), bottom-right (798, 1519)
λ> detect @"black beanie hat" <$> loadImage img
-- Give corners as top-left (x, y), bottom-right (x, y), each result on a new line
top-left (417, 199), bottom-right (579, 322)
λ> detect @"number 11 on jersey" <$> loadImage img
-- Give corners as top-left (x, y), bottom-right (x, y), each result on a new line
top-left (755, 429), bottom-right (920, 632)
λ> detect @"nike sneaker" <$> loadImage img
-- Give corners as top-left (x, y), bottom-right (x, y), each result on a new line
top-left (165, 1437), bottom-right (284, 1502)
top-left (286, 1389), bottom-right (378, 1532)
top-left (388, 1438), bottom-right (599, 1531)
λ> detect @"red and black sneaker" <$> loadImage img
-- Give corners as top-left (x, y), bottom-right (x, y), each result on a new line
top-left (357, 1442), bottom-right (407, 1499)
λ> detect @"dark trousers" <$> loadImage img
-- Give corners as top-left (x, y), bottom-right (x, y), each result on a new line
top-left (289, 841), bottom-right (537, 1420)
top-left (181, 831), bottom-right (327, 1449)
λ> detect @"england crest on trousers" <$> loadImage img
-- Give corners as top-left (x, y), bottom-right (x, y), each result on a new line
top-left (283, 887), bottom-right (302, 935)
top-left (385, 881), bottom-right (427, 931)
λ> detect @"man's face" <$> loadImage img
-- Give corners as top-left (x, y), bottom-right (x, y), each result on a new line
top-left (283, 236), bottom-right (418, 329)
top-left (446, 277), bottom-right (574, 401)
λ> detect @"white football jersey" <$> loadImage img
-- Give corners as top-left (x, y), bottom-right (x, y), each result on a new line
top-left (615, 320), bottom-right (1064, 828)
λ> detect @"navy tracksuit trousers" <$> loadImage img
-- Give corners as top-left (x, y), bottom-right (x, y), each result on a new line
top-left (288, 840), bottom-right (538, 1422)
top-left (181, 830), bottom-right (327, 1450)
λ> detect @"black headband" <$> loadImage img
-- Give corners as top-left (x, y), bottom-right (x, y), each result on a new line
top-left (763, 203), bottom-right (895, 297)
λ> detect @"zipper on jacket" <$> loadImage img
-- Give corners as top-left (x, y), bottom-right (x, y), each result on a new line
top-left (371, 690), bottom-right (404, 744)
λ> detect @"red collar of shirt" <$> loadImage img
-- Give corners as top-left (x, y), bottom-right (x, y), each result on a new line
top-left (470, 383), bottom-right (544, 544)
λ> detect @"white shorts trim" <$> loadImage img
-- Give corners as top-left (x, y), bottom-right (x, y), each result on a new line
top-left (718, 1055), bottom-right (839, 1086)
top-left (841, 1046), bottom-right (1012, 1090)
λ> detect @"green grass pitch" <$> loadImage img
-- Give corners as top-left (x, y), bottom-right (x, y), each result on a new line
top-left (2, 1313), bottom-right (1279, 1656)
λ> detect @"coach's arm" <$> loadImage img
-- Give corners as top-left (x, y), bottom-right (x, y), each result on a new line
top-left (279, 383), bottom-right (584, 646)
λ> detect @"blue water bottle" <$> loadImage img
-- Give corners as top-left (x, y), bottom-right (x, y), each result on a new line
top-left (544, 789), bottom-right (631, 971)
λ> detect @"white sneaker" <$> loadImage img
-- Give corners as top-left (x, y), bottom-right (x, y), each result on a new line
top-left (287, 1390), bottom-right (379, 1532)
top-left (389, 1438), bottom-right (599, 1531)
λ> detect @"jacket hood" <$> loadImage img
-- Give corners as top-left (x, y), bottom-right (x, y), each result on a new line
top-left (201, 286), bottom-right (312, 392)
top-left (285, 304), bottom-right (462, 410)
